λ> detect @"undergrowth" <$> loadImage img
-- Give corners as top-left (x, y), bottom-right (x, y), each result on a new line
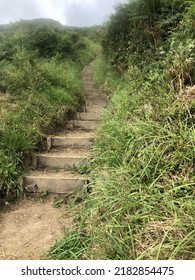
top-left (46, 58), bottom-right (195, 260)
top-left (0, 19), bottom-right (99, 198)
top-left (46, 0), bottom-right (195, 260)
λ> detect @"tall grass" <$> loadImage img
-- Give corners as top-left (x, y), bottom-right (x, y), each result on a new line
top-left (46, 56), bottom-right (195, 260)
top-left (45, 2), bottom-right (195, 257)
top-left (0, 20), bottom-right (99, 197)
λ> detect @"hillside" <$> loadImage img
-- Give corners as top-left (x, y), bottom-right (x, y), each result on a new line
top-left (0, 0), bottom-right (194, 260)
top-left (46, 0), bottom-right (195, 260)
top-left (0, 18), bottom-right (99, 199)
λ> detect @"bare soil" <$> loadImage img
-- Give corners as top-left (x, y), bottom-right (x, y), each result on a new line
top-left (0, 195), bottom-right (72, 260)
top-left (0, 62), bottom-right (104, 260)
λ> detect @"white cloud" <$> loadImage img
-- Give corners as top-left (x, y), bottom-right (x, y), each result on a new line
top-left (36, 0), bottom-right (66, 24)
top-left (0, 0), bottom-right (42, 23)
top-left (0, 0), bottom-right (127, 26)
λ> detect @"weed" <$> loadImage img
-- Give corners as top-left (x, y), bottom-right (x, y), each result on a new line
top-left (38, 191), bottom-right (49, 203)
top-left (44, 231), bottom-right (90, 260)
top-left (52, 197), bottom-right (65, 208)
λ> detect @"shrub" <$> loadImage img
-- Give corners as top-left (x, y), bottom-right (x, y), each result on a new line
top-left (0, 19), bottom-right (99, 197)
top-left (46, 1), bottom-right (195, 260)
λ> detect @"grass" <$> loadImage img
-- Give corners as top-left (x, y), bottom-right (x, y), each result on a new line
top-left (0, 20), bottom-right (99, 198)
top-left (45, 56), bottom-right (195, 260)
top-left (1, 10), bottom-right (193, 260)
top-left (44, 231), bottom-right (91, 260)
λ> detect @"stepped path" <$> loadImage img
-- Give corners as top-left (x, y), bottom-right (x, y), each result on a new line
top-left (0, 61), bottom-right (107, 260)
top-left (23, 61), bottom-right (107, 194)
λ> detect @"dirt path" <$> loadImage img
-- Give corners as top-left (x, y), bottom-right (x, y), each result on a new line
top-left (0, 196), bottom-right (71, 260)
top-left (0, 61), bottom-right (107, 260)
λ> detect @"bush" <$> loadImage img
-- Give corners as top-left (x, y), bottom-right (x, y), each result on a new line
top-left (0, 126), bottom-right (35, 196)
top-left (0, 19), bottom-right (99, 198)
top-left (46, 1), bottom-right (195, 260)
top-left (103, 0), bottom-right (193, 72)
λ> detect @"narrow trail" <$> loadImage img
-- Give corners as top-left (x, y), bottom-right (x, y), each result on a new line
top-left (0, 61), bottom-right (107, 260)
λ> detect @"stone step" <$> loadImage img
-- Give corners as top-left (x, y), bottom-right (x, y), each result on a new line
top-left (23, 171), bottom-right (88, 194)
top-left (32, 151), bottom-right (89, 169)
top-left (85, 99), bottom-right (108, 107)
top-left (51, 133), bottom-right (94, 148)
top-left (82, 80), bottom-right (95, 86)
top-left (22, 63), bottom-right (106, 195)
top-left (65, 120), bottom-right (100, 131)
top-left (84, 88), bottom-right (98, 94)
top-left (82, 70), bottom-right (92, 75)
top-left (76, 112), bottom-right (102, 121)
top-left (85, 95), bottom-right (107, 101)
top-left (84, 86), bottom-right (97, 91)
top-left (85, 105), bottom-right (106, 113)
top-left (73, 120), bottom-right (100, 130)
top-left (82, 74), bottom-right (93, 80)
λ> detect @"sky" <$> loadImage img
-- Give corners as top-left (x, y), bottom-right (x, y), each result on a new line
top-left (0, 0), bottom-right (128, 27)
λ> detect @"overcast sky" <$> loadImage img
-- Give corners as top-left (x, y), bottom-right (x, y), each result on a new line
top-left (0, 0), bottom-right (128, 27)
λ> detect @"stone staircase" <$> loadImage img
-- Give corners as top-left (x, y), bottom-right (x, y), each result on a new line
top-left (22, 62), bottom-right (107, 194)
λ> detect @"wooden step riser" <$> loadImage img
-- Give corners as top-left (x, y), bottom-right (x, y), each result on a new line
top-left (33, 155), bottom-right (88, 169)
top-left (23, 177), bottom-right (88, 194)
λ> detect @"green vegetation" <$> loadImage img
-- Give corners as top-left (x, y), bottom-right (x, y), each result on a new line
top-left (0, 0), bottom-right (194, 260)
top-left (46, 0), bottom-right (195, 260)
top-left (0, 19), bottom-right (99, 198)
